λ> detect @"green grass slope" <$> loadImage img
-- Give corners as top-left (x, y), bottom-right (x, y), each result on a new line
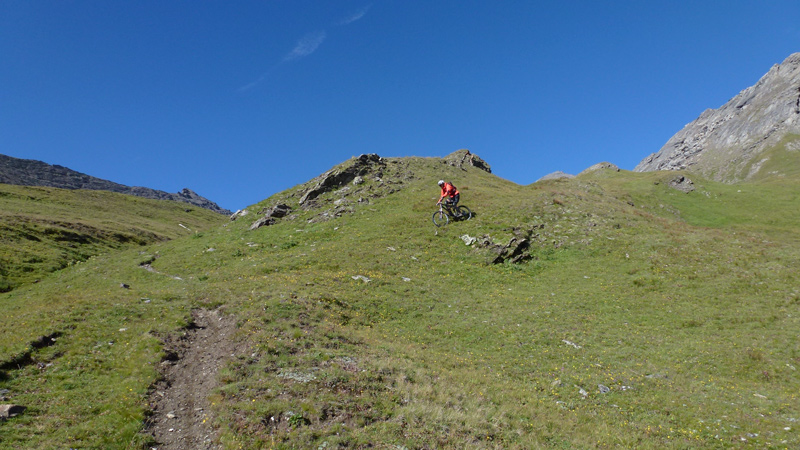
top-left (0, 184), bottom-right (227, 292)
top-left (1, 153), bottom-right (799, 449)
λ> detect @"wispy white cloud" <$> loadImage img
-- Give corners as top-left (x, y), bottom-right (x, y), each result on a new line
top-left (337, 4), bottom-right (371, 26)
top-left (284, 30), bottom-right (327, 62)
top-left (238, 6), bottom-right (372, 93)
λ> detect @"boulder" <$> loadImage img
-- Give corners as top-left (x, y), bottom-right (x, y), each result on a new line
top-left (229, 209), bottom-right (249, 221)
top-left (0, 404), bottom-right (26, 420)
top-left (249, 204), bottom-right (292, 230)
top-left (473, 228), bottom-right (537, 264)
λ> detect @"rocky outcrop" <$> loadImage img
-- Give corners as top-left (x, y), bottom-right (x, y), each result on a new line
top-left (444, 149), bottom-right (492, 173)
top-left (578, 162), bottom-right (620, 176)
top-left (469, 228), bottom-right (541, 264)
top-left (250, 204), bottom-right (292, 230)
top-left (537, 171), bottom-right (575, 182)
top-left (668, 175), bottom-right (695, 193)
top-left (299, 154), bottom-right (385, 205)
top-left (635, 53), bottom-right (800, 181)
top-left (0, 154), bottom-right (231, 214)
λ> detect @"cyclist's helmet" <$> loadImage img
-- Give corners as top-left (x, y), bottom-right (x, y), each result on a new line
top-left (438, 180), bottom-right (445, 186)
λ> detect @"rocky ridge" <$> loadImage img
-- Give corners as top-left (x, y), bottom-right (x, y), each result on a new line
top-left (635, 52), bottom-right (800, 181)
top-left (242, 150), bottom-right (493, 230)
top-left (0, 154), bottom-right (230, 215)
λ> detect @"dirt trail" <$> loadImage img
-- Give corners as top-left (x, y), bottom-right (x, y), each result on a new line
top-left (146, 308), bottom-right (237, 449)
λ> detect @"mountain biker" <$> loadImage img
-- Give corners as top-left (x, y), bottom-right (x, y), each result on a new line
top-left (437, 180), bottom-right (460, 208)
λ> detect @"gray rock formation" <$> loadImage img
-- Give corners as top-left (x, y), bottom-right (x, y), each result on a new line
top-left (299, 154), bottom-right (385, 205)
top-left (668, 175), bottom-right (695, 193)
top-left (0, 154), bottom-right (230, 214)
top-left (444, 149), bottom-right (492, 173)
top-left (635, 53), bottom-right (800, 181)
top-left (249, 204), bottom-right (292, 230)
top-left (578, 162), bottom-right (620, 176)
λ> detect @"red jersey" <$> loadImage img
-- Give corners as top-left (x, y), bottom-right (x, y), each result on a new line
top-left (439, 182), bottom-right (459, 202)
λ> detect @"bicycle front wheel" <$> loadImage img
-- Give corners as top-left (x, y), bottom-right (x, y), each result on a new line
top-left (456, 206), bottom-right (472, 220)
top-left (432, 210), bottom-right (449, 227)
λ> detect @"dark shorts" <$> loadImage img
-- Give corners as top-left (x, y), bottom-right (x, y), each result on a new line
top-left (446, 193), bottom-right (460, 206)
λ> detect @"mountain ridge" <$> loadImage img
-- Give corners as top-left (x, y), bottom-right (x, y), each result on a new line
top-left (0, 153), bottom-right (231, 215)
top-left (635, 52), bottom-right (800, 181)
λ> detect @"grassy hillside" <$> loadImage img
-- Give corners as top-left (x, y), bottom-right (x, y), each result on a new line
top-left (0, 183), bottom-right (227, 292)
top-left (1, 153), bottom-right (799, 449)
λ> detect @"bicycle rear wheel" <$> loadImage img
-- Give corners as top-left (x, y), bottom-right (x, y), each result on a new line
top-left (432, 210), bottom-right (449, 227)
top-left (456, 206), bottom-right (472, 220)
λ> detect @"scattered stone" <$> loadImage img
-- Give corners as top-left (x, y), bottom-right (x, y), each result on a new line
top-left (351, 275), bottom-right (371, 283)
top-left (461, 234), bottom-right (477, 246)
top-left (576, 386), bottom-right (588, 398)
top-left (0, 404), bottom-right (26, 420)
top-left (645, 373), bottom-right (669, 380)
top-left (401, 277), bottom-right (411, 282)
top-left (562, 339), bottom-right (582, 349)
top-left (598, 384), bottom-right (611, 394)
top-left (278, 370), bottom-right (317, 383)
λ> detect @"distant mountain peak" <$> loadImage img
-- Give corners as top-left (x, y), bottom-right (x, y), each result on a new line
top-left (635, 52), bottom-right (800, 181)
top-left (0, 154), bottom-right (231, 214)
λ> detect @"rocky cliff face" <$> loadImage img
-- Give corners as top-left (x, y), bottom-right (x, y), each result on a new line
top-left (635, 53), bottom-right (800, 181)
top-left (0, 154), bottom-right (231, 214)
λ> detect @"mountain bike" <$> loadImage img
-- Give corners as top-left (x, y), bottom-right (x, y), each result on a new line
top-left (432, 201), bottom-right (472, 227)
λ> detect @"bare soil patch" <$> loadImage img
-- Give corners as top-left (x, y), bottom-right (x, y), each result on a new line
top-left (145, 308), bottom-right (237, 449)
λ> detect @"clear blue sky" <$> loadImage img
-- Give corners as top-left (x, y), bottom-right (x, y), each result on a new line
top-left (2, 1), bottom-right (798, 211)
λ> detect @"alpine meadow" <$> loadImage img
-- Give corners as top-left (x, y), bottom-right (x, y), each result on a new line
top-left (2, 54), bottom-right (800, 449)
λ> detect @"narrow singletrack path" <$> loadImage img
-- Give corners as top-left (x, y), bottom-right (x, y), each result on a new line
top-left (146, 308), bottom-right (237, 449)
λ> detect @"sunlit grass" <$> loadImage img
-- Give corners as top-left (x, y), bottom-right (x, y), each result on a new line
top-left (1, 156), bottom-right (799, 448)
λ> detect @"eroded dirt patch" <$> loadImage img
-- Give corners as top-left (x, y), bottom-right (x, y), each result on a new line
top-left (146, 308), bottom-right (237, 449)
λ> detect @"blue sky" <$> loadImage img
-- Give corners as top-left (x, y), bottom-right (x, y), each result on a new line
top-left (2, 1), bottom-right (799, 211)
